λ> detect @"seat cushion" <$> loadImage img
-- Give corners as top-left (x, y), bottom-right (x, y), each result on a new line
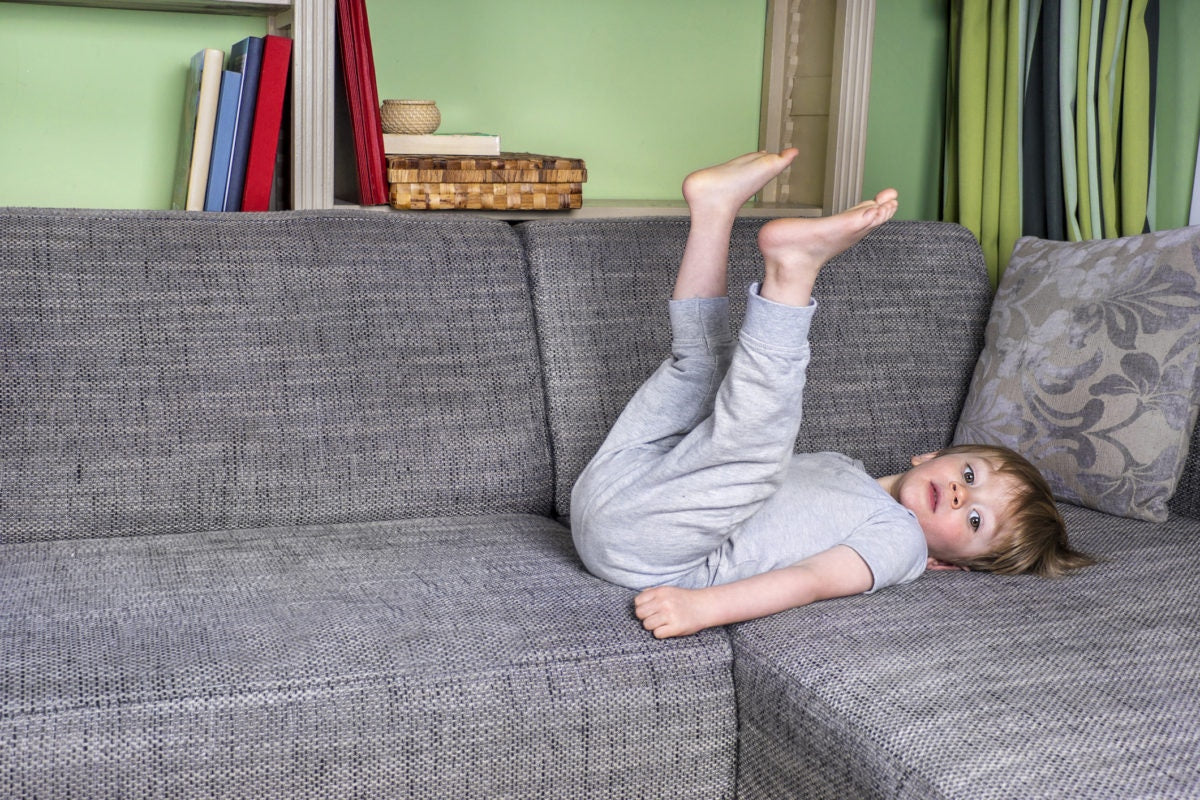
top-left (0, 514), bottom-right (736, 798)
top-left (1, 208), bottom-right (553, 542)
top-left (731, 504), bottom-right (1200, 799)
top-left (519, 218), bottom-right (992, 518)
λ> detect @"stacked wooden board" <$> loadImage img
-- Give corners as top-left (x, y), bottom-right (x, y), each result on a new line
top-left (387, 153), bottom-right (586, 211)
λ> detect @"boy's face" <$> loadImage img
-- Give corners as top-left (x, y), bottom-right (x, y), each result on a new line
top-left (888, 450), bottom-right (1017, 567)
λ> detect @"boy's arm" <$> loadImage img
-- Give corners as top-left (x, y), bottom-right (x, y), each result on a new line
top-left (634, 544), bottom-right (873, 638)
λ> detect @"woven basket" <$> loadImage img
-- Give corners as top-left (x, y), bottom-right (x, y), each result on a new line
top-left (380, 100), bottom-right (441, 135)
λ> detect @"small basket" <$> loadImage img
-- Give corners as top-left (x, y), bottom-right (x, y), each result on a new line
top-left (380, 99), bottom-right (441, 135)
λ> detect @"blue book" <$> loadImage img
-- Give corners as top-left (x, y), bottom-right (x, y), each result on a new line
top-left (225, 36), bottom-right (264, 211)
top-left (204, 70), bottom-right (242, 211)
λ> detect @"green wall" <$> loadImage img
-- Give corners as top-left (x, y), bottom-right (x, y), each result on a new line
top-left (368, 0), bottom-right (765, 201)
top-left (0, 4), bottom-right (266, 209)
top-left (2, 0), bottom-right (1197, 227)
top-left (0, 1), bottom-right (763, 209)
top-left (862, 0), bottom-right (948, 222)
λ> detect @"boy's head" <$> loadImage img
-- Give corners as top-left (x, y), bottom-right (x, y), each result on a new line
top-left (884, 444), bottom-right (1093, 577)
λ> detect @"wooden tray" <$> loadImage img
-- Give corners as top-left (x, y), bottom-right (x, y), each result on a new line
top-left (389, 182), bottom-right (584, 211)
top-left (386, 153), bottom-right (587, 185)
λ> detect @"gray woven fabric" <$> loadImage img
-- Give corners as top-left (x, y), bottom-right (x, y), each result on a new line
top-left (1169, 421), bottom-right (1200, 519)
top-left (0, 514), bottom-right (737, 798)
top-left (1, 208), bottom-right (553, 542)
top-left (733, 502), bottom-right (1200, 799)
top-left (519, 218), bottom-right (992, 519)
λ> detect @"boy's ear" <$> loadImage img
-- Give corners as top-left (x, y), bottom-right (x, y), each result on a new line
top-left (911, 452), bottom-right (939, 466)
top-left (926, 557), bottom-right (970, 572)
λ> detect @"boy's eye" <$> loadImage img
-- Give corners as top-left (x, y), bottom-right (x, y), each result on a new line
top-left (963, 464), bottom-right (975, 485)
top-left (968, 510), bottom-right (981, 531)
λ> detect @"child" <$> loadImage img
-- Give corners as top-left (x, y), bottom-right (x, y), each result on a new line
top-left (570, 149), bottom-right (1093, 639)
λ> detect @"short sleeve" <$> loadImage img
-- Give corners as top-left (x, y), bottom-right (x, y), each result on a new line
top-left (844, 508), bottom-right (927, 592)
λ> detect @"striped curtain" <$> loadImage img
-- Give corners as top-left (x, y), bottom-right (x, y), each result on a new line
top-left (943, 0), bottom-right (1159, 285)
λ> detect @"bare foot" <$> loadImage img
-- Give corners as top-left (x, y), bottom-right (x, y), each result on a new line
top-left (682, 149), bottom-right (799, 220)
top-left (757, 188), bottom-right (899, 306)
top-left (671, 149), bottom-right (800, 300)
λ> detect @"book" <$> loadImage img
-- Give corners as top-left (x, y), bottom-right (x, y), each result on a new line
top-left (241, 35), bottom-right (292, 212)
top-left (334, 0), bottom-right (387, 205)
top-left (383, 133), bottom-right (501, 157)
top-left (171, 48), bottom-right (224, 211)
top-left (225, 36), bottom-right (264, 212)
top-left (386, 153), bottom-right (586, 184)
top-left (204, 70), bottom-right (243, 211)
top-left (170, 51), bottom-right (204, 210)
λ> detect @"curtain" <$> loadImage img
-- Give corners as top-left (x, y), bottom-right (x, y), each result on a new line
top-left (943, 0), bottom-right (1159, 285)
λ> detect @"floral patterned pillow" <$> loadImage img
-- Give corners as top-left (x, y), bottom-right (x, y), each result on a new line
top-left (954, 229), bottom-right (1200, 522)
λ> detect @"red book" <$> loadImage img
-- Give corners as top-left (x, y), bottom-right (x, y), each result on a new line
top-left (241, 35), bottom-right (292, 211)
top-left (336, 0), bottom-right (387, 205)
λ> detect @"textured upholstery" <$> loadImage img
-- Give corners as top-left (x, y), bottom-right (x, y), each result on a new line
top-left (732, 502), bottom-right (1200, 799)
top-left (1, 514), bottom-right (736, 798)
top-left (4, 206), bottom-right (1196, 799)
top-left (1169, 422), bottom-right (1200, 519)
top-left (519, 218), bottom-right (993, 518)
top-left (1, 209), bottom-right (553, 542)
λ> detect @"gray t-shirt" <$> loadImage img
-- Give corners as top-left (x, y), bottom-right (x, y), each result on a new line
top-left (695, 451), bottom-right (928, 592)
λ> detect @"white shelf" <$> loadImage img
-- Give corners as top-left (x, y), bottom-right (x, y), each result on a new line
top-left (8, 0), bottom-right (289, 11)
top-left (338, 199), bottom-right (822, 222)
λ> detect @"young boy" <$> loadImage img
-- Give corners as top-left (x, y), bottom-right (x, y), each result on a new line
top-left (570, 149), bottom-right (1093, 639)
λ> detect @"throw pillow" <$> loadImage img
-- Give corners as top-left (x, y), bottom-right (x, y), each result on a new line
top-left (954, 228), bottom-right (1200, 522)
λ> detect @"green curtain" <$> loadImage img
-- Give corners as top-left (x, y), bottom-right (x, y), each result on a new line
top-left (943, 0), bottom-right (1158, 285)
top-left (944, 1), bottom-right (1024, 286)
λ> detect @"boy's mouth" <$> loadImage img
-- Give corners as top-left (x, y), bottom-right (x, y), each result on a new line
top-left (930, 483), bottom-right (940, 512)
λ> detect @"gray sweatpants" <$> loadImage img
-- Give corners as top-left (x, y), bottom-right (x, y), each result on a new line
top-left (571, 285), bottom-right (817, 590)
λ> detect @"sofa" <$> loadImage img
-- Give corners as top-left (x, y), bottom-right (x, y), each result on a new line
top-left (2, 207), bottom-right (1197, 799)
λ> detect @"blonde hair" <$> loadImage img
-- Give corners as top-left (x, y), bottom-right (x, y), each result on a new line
top-left (935, 444), bottom-right (1095, 577)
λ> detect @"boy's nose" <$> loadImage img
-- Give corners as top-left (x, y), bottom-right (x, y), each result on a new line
top-left (949, 481), bottom-right (965, 508)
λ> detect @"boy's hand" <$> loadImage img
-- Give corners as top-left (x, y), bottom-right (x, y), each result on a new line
top-left (634, 586), bottom-right (712, 639)
top-left (632, 546), bottom-right (874, 639)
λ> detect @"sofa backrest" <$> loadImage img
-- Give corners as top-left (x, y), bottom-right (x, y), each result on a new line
top-left (1170, 429), bottom-right (1200, 520)
top-left (1, 209), bottom-right (554, 543)
top-left (520, 217), bottom-right (994, 519)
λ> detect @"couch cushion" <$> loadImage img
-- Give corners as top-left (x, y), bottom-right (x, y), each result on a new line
top-left (731, 504), bottom-right (1200, 799)
top-left (1169, 426), bottom-right (1200, 520)
top-left (1, 209), bottom-right (553, 542)
top-left (520, 218), bottom-right (992, 518)
top-left (954, 229), bottom-right (1200, 522)
top-left (0, 514), bottom-right (736, 798)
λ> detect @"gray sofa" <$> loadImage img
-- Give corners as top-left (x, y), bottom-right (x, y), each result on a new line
top-left (2, 208), bottom-right (1197, 799)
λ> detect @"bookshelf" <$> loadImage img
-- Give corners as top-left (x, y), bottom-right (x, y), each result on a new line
top-left (10, 0), bottom-right (335, 211)
top-left (12, 0), bottom-right (289, 10)
top-left (10, 0), bottom-right (870, 217)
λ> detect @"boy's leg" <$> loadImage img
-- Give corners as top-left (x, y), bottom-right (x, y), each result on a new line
top-left (572, 293), bottom-right (816, 590)
top-left (583, 150), bottom-right (801, 457)
top-left (756, 187), bottom-right (900, 307)
top-left (574, 154), bottom-right (898, 589)
top-left (672, 149), bottom-right (799, 300)
top-left (640, 187), bottom-right (902, 536)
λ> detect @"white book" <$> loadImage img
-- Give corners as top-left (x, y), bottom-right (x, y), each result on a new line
top-left (185, 49), bottom-right (226, 211)
top-left (383, 133), bottom-right (501, 156)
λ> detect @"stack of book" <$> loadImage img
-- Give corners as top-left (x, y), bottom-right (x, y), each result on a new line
top-left (172, 35), bottom-right (293, 212)
top-left (386, 153), bottom-right (587, 211)
top-left (335, 0), bottom-right (387, 205)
